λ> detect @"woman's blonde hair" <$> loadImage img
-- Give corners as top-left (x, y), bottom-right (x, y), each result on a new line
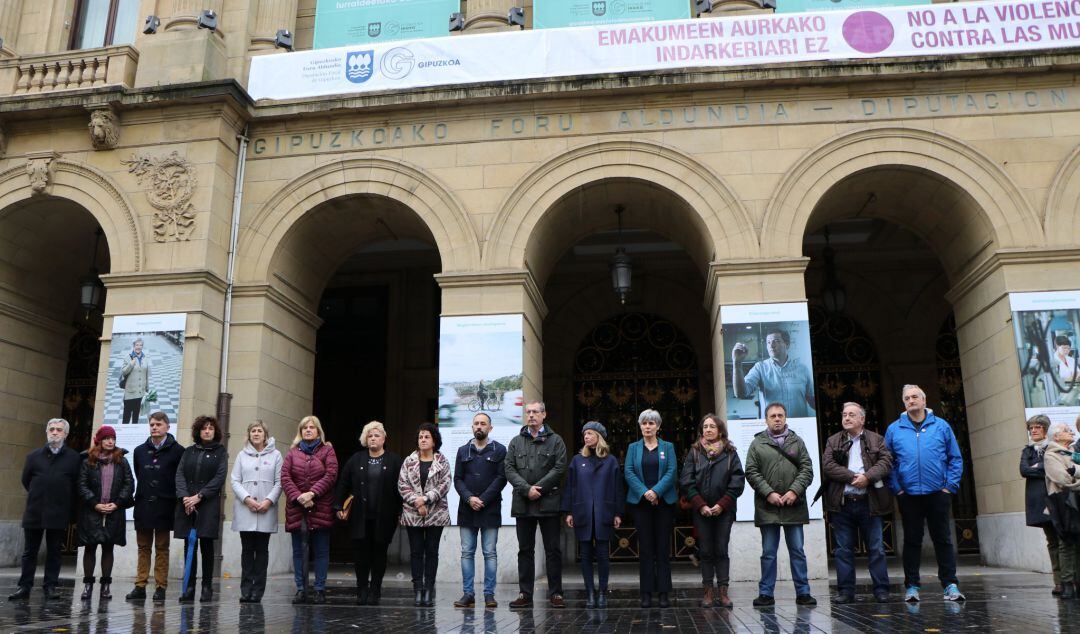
top-left (292, 415), bottom-right (326, 447)
top-left (581, 430), bottom-right (610, 459)
top-left (360, 420), bottom-right (386, 448)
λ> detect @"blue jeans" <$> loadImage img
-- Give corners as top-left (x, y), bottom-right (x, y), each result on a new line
top-left (759, 524), bottom-right (810, 597)
top-left (291, 529), bottom-right (330, 591)
top-left (460, 526), bottom-right (499, 597)
top-left (830, 496), bottom-right (889, 596)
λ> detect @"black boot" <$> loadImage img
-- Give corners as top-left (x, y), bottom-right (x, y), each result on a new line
top-left (369, 586), bottom-right (381, 606)
top-left (7, 586), bottom-right (30, 601)
top-left (421, 585), bottom-right (436, 607)
top-left (356, 585), bottom-right (368, 606)
top-left (585, 588), bottom-right (597, 609)
top-left (99, 577), bottom-right (112, 600)
top-left (179, 585), bottom-right (196, 603)
top-left (597, 589), bottom-right (608, 609)
top-left (125, 586), bottom-right (146, 601)
top-left (80, 578), bottom-right (94, 602)
top-left (414, 584), bottom-right (423, 607)
top-left (200, 582), bottom-right (213, 602)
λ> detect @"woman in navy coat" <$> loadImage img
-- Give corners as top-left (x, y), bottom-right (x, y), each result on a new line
top-left (562, 422), bottom-right (622, 609)
top-left (625, 409), bottom-right (679, 608)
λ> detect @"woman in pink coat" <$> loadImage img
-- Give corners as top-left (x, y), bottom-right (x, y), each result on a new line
top-left (281, 416), bottom-right (338, 605)
top-left (398, 422), bottom-right (451, 607)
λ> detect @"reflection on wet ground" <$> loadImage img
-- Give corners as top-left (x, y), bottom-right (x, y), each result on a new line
top-left (0, 568), bottom-right (1071, 633)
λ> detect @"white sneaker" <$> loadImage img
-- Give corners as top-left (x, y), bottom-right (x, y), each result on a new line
top-left (943, 583), bottom-right (965, 602)
top-left (904, 586), bottom-right (920, 603)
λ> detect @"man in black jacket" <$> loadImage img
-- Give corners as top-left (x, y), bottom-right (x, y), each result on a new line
top-left (8, 418), bottom-right (81, 601)
top-left (125, 411), bottom-right (184, 602)
top-left (452, 413), bottom-right (507, 608)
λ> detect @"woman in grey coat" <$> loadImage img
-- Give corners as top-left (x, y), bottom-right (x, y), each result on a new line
top-left (230, 421), bottom-right (282, 604)
top-left (121, 338), bottom-right (151, 425)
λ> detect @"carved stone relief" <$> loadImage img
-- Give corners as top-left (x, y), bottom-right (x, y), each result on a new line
top-left (122, 151), bottom-right (197, 242)
top-left (87, 108), bottom-right (120, 150)
top-left (25, 152), bottom-right (57, 195)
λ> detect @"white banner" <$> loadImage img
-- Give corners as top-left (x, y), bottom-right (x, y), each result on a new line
top-left (249, 0), bottom-right (1080, 100)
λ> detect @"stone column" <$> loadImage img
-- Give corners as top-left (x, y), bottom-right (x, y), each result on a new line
top-left (250, 0), bottom-right (298, 50)
top-left (464, 0), bottom-right (517, 33)
top-left (435, 269), bottom-right (549, 583)
top-left (0, 0), bottom-right (23, 56)
top-left (949, 250), bottom-right (1080, 572)
top-left (161, 0), bottom-right (224, 31)
top-left (705, 256), bottom-right (830, 583)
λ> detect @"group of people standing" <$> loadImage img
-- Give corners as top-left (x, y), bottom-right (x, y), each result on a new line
top-left (10, 383), bottom-right (972, 609)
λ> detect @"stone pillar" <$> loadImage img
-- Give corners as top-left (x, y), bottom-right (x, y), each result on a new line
top-left (434, 269), bottom-right (549, 583)
top-left (161, 0), bottom-right (224, 31)
top-left (0, 0), bottom-right (23, 56)
top-left (250, 0), bottom-right (298, 51)
top-left (463, 0), bottom-right (517, 33)
top-left (705, 256), bottom-right (829, 582)
top-left (951, 250), bottom-right (1080, 571)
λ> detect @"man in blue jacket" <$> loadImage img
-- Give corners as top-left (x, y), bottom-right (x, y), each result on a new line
top-left (884, 384), bottom-right (965, 603)
top-left (452, 412), bottom-right (507, 609)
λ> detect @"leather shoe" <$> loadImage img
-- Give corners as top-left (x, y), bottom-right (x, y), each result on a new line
top-left (833, 594), bottom-right (855, 604)
top-left (43, 586), bottom-right (62, 601)
top-left (796, 594), bottom-right (818, 606)
top-left (640, 593), bottom-right (652, 608)
top-left (508, 593), bottom-right (532, 608)
top-left (484, 594), bottom-right (497, 608)
top-left (752, 594), bottom-right (775, 607)
top-left (292, 590), bottom-right (308, 604)
top-left (584, 590), bottom-right (596, 609)
top-left (179, 587), bottom-right (195, 603)
top-left (152, 587), bottom-right (166, 602)
top-left (874, 592), bottom-right (890, 603)
top-left (7, 587), bottom-right (30, 601)
top-left (453, 593), bottom-right (475, 608)
top-left (550, 593), bottom-right (565, 608)
top-left (597, 590), bottom-right (608, 609)
top-left (313, 590), bottom-right (327, 604)
top-left (658, 592), bottom-right (670, 608)
top-left (125, 586), bottom-right (146, 601)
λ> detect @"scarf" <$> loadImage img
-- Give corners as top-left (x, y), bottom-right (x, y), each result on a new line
top-left (699, 438), bottom-right (724, 458)
top-left (299, 438), bottom-right (322, 455)
top-left (1029, 436), bottom-right (1050, 456)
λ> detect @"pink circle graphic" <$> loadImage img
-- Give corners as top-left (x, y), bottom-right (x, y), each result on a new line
top-left (842, 11), bottom-right (895, 54)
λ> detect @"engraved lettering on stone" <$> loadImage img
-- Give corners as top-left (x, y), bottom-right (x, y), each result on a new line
top-left (88, 108), bottom-right (120, 150)
top-left (122, 151), bottom-right (197, 242)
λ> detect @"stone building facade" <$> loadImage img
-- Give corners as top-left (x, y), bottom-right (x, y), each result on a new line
top-left (0, 0), bottom-right (1076, 582)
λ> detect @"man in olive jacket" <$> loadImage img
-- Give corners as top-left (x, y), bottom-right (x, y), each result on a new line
top-left (744, 402), bottom-right (816, 607)
top-left (504, 401), bottom-right (568, 609)
top-left (821, 402), bottom-right (892, 603)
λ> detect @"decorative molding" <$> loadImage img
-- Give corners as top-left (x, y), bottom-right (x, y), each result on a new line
top-left (232, 282), bottom-right (324, 331)
top-left (24, 151), bottom-right (59, 195)
top-left (704, 257), bottom-right (810, 312)
top-left (122, 151), bottom-right (197, 242)
top-left (434, 268), bottom-right (549, 320)
top-left (87, 106), bottom-right (120, 150)
top-left (100, 269), bottom-right (228, 294)
top-left (945, 247), bottom-right (1080, 311)
top-left (0, 121), bottom-right (7, 158)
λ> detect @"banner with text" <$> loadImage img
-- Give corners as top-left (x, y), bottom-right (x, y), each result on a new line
top-left (534, 0), bottom-right (691, 29)
top-left (314, 0), bottom-right (461, 49)
top-left (720, 302), bottom-right (822, 522)
top-left (250, 0), bottom-right (1080, 100)
top-left (1010, 291), bottom-right (1080, 427)
top-left (106, 313), bottom-right (187, 519)
top-left (438, 314), bottom-right (524, 526)
top-left (778, 0), bottom-right (930, 14)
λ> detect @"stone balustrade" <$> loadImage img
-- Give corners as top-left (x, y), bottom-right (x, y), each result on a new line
top-left (0, 45), bottom-right (138, 96)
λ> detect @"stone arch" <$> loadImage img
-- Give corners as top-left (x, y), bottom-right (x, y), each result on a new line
top-left (0, 159), bottom-right (143, 271)
top-left (240, 156), bottom-right (480, 285)
top-left (762, 126), bottom-right (1042, 275)
top-left (483, 139), bottom-right (757, 284)
top-left (1044, 142), bottom-right (1080, 246)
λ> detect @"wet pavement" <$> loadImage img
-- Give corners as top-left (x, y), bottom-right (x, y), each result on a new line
top-left (0, 563), bottom-right (1074, 633)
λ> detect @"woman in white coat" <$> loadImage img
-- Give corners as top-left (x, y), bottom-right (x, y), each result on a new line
top-left (230, 421), bottom-right (283, 603)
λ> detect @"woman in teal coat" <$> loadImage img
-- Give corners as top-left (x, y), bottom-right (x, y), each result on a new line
top-left (624, 409), bottom-right (678, 608)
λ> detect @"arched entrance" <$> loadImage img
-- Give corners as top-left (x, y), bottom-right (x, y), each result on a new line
top-left (0, 195), bottom-right (112, 554)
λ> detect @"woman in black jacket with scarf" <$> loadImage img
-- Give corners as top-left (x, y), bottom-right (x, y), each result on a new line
top-left (77, 425), bottom-right (134, 601)
top-left (334, 421), bottom-right (403, 605)
top-left (174, 415), bottom-right (228, 603)
top-left (680, 414), bottom-right (745, 609)
top-left (1021, 414), bottom-right (1062, 595)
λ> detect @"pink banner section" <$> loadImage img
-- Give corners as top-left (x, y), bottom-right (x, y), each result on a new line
top-left (249, 0), bottom-right (1080, 101)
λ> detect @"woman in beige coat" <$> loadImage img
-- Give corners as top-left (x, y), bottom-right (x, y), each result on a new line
top-left (1043, 422), bottom-right (1080, 599)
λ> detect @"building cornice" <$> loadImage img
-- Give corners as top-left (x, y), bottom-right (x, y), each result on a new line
top-left (945, 247), bottom-right (1080, 309)
top-left (434, 269), bottom-right (548, 319)
top-left (100, 269), bottom-right (228, 294)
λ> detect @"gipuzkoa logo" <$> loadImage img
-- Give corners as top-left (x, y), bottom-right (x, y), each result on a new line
top-left (368, 22), bottom-right (381, 37)
top-left (380, 47), bottom-right (414, 80)
top-left (592, 1), bottom-right (607, 16)
top-left (345, 50), bottom-right (374, 84)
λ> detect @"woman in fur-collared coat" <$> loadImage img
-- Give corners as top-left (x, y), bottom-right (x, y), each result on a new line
top-left (397, 422), bottom-right (450, 607)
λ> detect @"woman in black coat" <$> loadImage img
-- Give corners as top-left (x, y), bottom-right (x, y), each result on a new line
top-left (334, 421), bottom-right (403, 605)
top-left (77, 425), bottom-right (134, 602)
top-left (679, 414), bottom-right (746, 609)
top-left (1021, 414), bottom-right (1062, 595)
top-left (174, 416), bottom-right (228, 603)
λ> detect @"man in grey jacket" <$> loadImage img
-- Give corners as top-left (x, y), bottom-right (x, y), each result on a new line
top-left (504, 401), bottom-right (568, 609)
top-left (121, 338), bottom-right (150, 425)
